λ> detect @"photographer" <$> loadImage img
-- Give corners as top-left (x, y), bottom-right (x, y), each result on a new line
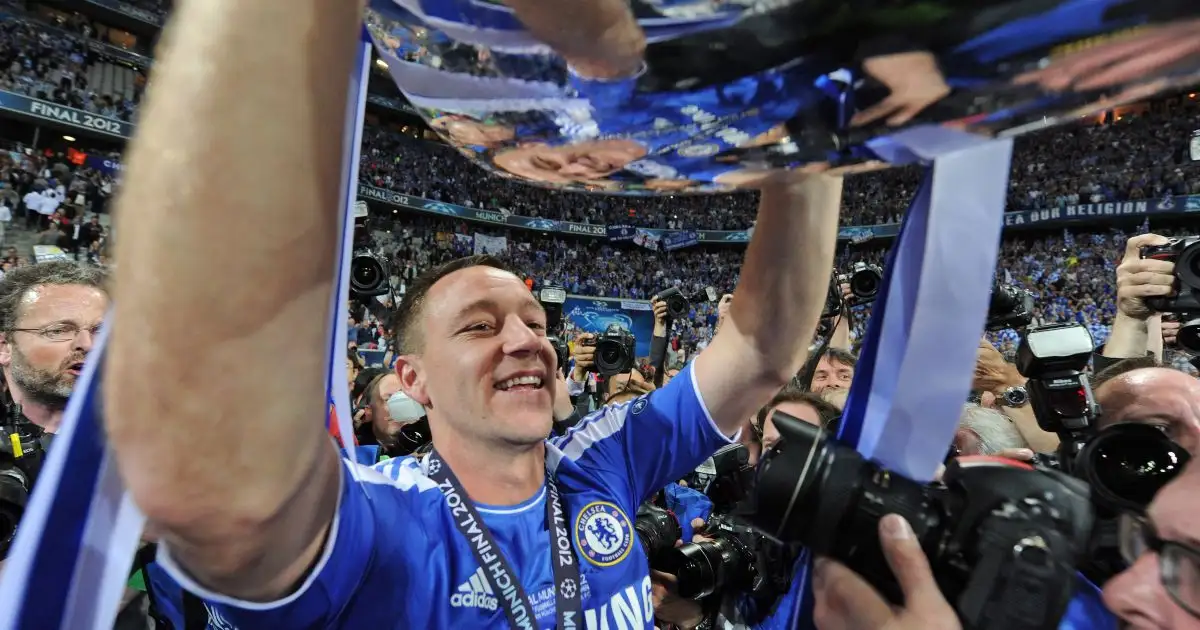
top-left (0, 261), bottom-right (106, 434)
top-left (103, 4), bottom-right (847, 626)
top-left (1090, 359), bottom-right (1200, 455)
top-left (812, 457), bottom-right (1200, 630)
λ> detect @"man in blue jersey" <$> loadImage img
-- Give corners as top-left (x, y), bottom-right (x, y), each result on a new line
top-left (103, 2), bottom-right (846, 629)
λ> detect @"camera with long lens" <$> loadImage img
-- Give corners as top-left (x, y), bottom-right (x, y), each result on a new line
top-left (986, 282), bottom-right (1035, 331)
top-left (349, 220), bottom-right (390, 298)
top-left (838, 262), bottom-right (883, 303)
top-left (1017, 323), bottom-right (1191, 583)
top-left (635, 502), bottom-right (682, 569)
top-left (1140, 236), bottom-right (1200, 352)
top-left (654, 286), bottom-right (717, 320)
top-left (582, 324), bottom-right (636, 377)
top-left (670, 444), bottom-right (791, 603)
top-left (0, 400), bottom-right (48, 558)
top-left (538, 286), bottom-right (570, 376)
top-left (669, 514), bottom-right (766, 600)
top-left (750, 411), bottom-right (1094, 630)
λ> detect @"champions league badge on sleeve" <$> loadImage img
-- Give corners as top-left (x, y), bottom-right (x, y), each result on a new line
top-left (364, 0), bottom-right (1200, 195)
top-left (575, 502), bottom-right (634, 567)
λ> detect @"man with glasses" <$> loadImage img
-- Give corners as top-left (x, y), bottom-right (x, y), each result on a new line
top-left (810, 456), bottom-right (1200, 630)
top-left (0, 260), bottom-right (106, 433)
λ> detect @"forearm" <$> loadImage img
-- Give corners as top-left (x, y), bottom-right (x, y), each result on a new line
top-left (1102, 312), bottom-right (1150, 358)
top-left (106, 0), bottom-right (357, 556)
top-left (1147, 314), bottom-right (1164, 363)
top-left (1005, 405), bottom-right (1059, 453)
top-left (697, 174), bottom-right (842, 433)
top-left (829, 309), bottom-right (852, 350)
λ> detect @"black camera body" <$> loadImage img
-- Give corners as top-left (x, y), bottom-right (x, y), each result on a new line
top-left (635, 502), bottom-right (682, 569)
top-left (987, 282), bottom-right (1035, 331)
top-left (582, 324), bottom-right (637, 377)
top-left (654, 286), bottom-right (716, 320)
top-left (0, 403), bottom-right (49, 558)
top-left (350, 248), bottom-right (389, 298)
top-left (349, 220), bottom-right (390, 299)
top-left (839, 262), bottom-right (883, 303)
top-left (823, 263), bottom-right (884, 319)
top-left (750, 412), bottom-right (1094, 630)
top-left (538, 287), bottom-right (570, 377)
top-left (1140, 236), bottom-right (1200, 351)
top-left (1016, 323), bottom-right (1189, 512)
top-left (1017, 323), bottom-right (1190, 585)
top-left (670, 513), bottom-right (766, 600)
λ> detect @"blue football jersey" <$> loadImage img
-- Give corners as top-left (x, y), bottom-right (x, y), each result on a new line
top-left (153, 361), bottom-right (734, 629)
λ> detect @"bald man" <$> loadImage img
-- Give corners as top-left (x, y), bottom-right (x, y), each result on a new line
top-left (1094, 366), bottom-right (1200, 455)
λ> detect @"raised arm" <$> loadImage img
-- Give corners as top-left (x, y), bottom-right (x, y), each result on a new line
top-left (694, 172), bottom-right (843, 435)
top-left (104, 0), bottom-right (361, 600)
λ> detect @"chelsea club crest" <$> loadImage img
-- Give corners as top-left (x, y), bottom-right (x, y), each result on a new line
top-left (575, 501), bottom-right (634, 567)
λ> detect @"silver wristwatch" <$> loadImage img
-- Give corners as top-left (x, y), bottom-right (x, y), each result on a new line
top-left (1000, 385), bottom-right (1029, 408)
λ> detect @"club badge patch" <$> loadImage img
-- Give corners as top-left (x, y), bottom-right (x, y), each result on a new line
top-left (575, 501), bottom-right (634, 567)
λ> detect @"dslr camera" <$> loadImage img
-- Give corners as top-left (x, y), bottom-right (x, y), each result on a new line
top-left (751, 411), bottom-right (1095, 630)
top-left (0, 402), bottom-right (49, 558)
top-left (654, 286), bottom-right (717, 320)
top-left (669, 444), bottom-right (794, 602)
top-left (582, 324), bottom-right (636, 377)
top-left (350, 219), bottom-right (390, 298)
top-left (635, 502), bottom-right (682, 569)
top-left (1017, 323), bottom-right (1191, 583)
top-left (822, 263), bottom-right (883, 319)
top-left (538, 286), bottom-right (570, 376)
top-left (1140, 236), bottom-right (1200, 352)
top-left (986, 282), bottom-right (1035, 331)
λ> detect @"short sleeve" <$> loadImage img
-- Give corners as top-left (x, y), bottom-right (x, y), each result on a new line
top-left (154, 458), bottom-right (429, 628)
top-left (550, 361), bottom-right (737, 506)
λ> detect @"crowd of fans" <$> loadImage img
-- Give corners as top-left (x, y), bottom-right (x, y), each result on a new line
top-left (361, 97), bottom-right (1200, 231)
top-left (0, 17), bottom-right (143, 121)
top-left (362, 213), bottom-right (1197, 374)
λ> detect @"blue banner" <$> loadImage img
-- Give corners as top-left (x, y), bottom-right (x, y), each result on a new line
top-left (607, 225), bottom-right (635, 242)
top-left (0, 90), bottom-right (133, 139)
top-left (661, 230), bottom-right (699, 251)
top-left (360, 183), bottom-right (1200, 245)
top-left (83, 155), bottom-right (122, 175)
top-left (562, 296), bottom-right (655, 358)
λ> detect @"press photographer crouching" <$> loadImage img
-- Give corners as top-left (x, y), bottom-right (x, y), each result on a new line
top-left (752, 322), bottom-right (1194, 630)
top-left (0, 261), bottom-right (107, 557)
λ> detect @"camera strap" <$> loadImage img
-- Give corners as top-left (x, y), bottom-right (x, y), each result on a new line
top-left (425, 449), bottom-right (582, 630)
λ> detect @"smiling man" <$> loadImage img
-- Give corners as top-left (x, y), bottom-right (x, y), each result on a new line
top-left (0, 261), bottom-right (107, 433)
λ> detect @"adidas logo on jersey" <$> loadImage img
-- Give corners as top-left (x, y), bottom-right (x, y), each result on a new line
top-left (450, 568), bottom-right (500, 612)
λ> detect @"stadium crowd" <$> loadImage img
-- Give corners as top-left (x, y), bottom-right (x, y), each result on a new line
top-left (360, 97), bottom-right (1200, 231)
top-left (0, 17), bottom-right (142, 121)
top-left (358, 213), bottom-right (1197, 374)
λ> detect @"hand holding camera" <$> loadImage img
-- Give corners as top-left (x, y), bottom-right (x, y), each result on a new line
top-left (813, 515), bottom-right (961, 630)
top-left (652, 297), bottom-right (669, 336)
top-left (571, 333), bottom-right (596, 382)
top-left (1137, 234), bottom-right (1200, 351)
top-left (1119, 233), bottom-right (1176, 320)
